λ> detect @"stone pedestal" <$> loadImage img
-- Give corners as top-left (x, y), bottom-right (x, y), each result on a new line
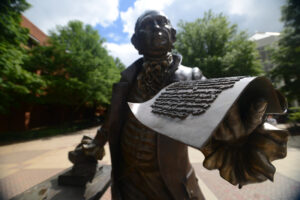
top-left (11, 165), bottom-right (111, 200)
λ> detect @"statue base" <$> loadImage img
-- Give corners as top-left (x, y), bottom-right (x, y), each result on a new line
top-left (58, 162), bottom-right (98, 186)
top-left (11, 165), bottom-right (111, 200)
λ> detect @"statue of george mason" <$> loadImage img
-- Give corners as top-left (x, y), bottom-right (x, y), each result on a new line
top-left (70, 10), bottom-right (288, 200)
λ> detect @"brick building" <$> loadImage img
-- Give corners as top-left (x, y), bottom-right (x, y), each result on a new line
top-left (21, 15), bottom-right (48, 46)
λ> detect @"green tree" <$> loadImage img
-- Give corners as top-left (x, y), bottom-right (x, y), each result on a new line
top-left (114, 57), bottom-right (126, 71)
top-left (271, 0), bottom-right (300, 104)
top-left (175, 11), bottom-right (263, 78)
top-left (0, 0), bottom-right (45, 113)
top-left (25, 21), bottom-right (122, 109)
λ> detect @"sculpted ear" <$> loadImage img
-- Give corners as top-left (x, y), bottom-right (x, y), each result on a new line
top-left (171, 28), bottom-right (176, 43)
top-left (131, 33), bottom-right (140, 51)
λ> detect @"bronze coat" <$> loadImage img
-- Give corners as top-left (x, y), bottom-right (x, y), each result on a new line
top-left (98, 56), bottom-right (205, 200)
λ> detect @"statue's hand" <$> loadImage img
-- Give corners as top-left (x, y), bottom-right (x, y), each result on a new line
top-left (69, 136), bottom-right (105, 164)
top-left (213, 98), bottom-right (268, 142)
top-left (80, 136), bottom-right (105, 160)
top-left (201, 99), bottom-right (288, 188)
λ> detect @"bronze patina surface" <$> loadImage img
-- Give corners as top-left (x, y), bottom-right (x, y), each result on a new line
top-left (67, 10), bottom-right (288, 200)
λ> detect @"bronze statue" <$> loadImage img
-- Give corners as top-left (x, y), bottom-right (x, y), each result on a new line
top-left (67, 10), bottom-right (288, 200)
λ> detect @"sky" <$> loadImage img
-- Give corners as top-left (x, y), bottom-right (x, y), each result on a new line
top-left (24, 0), bottom-right (285, 66)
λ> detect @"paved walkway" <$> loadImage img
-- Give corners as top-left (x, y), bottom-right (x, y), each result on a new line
top-left (0, 126), bottom-right (299, 200)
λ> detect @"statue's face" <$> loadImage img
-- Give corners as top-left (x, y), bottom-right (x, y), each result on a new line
top-left (133, 12), bottom-right (176, 56)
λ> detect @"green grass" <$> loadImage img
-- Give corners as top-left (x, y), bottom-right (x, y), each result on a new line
top-left (289, 107), bottom-right (300, 123)
top-left (0, 120), bottom-right (101, 145)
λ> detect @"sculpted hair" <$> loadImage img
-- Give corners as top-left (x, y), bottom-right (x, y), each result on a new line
top-left (134, 10), bottom-right (167, 32)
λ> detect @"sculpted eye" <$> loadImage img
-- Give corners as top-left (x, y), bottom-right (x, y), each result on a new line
top-left (159, 18), bottom-right (167, 25)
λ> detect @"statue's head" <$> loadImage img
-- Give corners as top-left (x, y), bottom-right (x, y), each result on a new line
top-left (131, 10), bottom-right (176, 57)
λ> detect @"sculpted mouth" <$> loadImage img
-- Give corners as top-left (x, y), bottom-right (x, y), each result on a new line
top-left (153, 38), bottom-right (168, 47)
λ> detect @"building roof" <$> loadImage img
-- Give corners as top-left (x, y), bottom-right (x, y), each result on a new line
top-left (249, 32), bottom-right (280, 41)
top-left (21, 15), bottom-right (48, 45)
top-left (249, 32), bottom-right (280, 48)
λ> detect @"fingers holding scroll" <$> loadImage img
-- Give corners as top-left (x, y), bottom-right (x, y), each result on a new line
top-left (213, 98), bottom-right (268, 142)
top-left (213, 104), bottom-right (245, 142)
top-left (244, 99), bottom-right (268, 135)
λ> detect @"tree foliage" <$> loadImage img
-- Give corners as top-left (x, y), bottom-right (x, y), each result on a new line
top-left (25, 21), bottom-right (122, 108)
top-left (271, 0), bottom-right (300, 103)
top-left (0, 1), bottom-right (124, 115)
top-left (0, 0), bottom-right (30, 45)
top-left (0, 0), bottom-right (45, 113)
top-left (175, 11), bottom-right (263, 78)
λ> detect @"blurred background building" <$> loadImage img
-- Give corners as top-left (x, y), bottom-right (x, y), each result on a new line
top-left (250, 32), bottom-right (280, 73)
